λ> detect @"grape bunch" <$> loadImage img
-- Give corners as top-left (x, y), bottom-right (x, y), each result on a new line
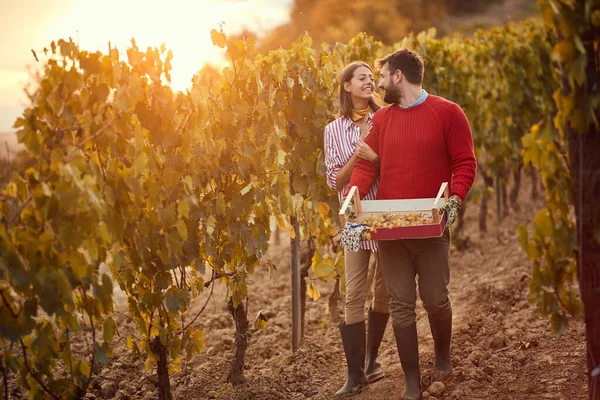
top-left (358, 212), bottom-right (434, 237)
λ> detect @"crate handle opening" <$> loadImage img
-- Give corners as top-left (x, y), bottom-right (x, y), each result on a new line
top-left (432, 182), bottom-right (449, 209)
top-left (339, 186), bottom-right (358, 216)
top-left (432, 182), bottom-right (449, 223)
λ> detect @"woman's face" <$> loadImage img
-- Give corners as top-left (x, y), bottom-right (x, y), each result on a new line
top-left (344, 66), bottom-right (375, 102)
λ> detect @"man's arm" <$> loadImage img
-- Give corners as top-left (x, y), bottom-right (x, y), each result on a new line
top-left (446, 104), bottom-right (477, 203)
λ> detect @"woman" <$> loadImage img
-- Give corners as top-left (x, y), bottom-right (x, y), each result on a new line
top-left (324, 61), bottom-right (390, 397)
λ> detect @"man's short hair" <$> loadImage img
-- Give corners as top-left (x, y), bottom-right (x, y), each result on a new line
top-left (376, 48), bottom-right (424, 85)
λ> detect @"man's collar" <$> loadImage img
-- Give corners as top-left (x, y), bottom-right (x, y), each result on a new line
top-left (398, 89), bottom-right (428, 109)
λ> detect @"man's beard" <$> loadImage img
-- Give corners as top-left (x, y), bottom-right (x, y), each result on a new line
top-left (383, 82), bottom-right (401, 104)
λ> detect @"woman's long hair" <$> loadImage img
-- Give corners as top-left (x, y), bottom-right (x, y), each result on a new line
top-left (338, 61), bottom-right (382, 119)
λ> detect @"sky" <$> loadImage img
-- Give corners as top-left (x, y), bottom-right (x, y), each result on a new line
top-left (0, 0), bottom-right (292, 132)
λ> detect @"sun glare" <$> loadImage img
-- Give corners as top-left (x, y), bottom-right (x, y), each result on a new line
top-left (0, 1), bottom-right (290, 130)
top-left (46, 1), bottom-right (269, 92)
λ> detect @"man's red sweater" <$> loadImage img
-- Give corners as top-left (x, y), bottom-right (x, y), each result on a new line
top-left (346, 95), bottom-right (476, 203)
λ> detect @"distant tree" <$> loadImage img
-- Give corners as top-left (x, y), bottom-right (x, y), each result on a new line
top-left (395, 0), bottom-right (448, 34)
top-left (253, 0), bottom-right (534, 53)
top-left (256, 0), bottom-right (432, 52)
top-left (445, 0), bottom-right (505, 15)
top-left (228, 29), bottom-right (259, 44)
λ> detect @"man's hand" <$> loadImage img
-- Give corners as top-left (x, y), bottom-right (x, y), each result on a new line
top-left (439, 195), bottom-right (461, 227)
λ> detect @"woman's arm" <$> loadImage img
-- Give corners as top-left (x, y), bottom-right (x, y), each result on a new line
top-left (335, 153), bottom-right (360, 189)
top-left (325, 119), bottom-right (378, 191)
top-left (346, 116), bottom-right (381, 199)
top-left (324, 125), bottom-right (343, 191)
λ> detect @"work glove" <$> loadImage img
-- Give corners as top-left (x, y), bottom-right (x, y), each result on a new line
top-left (439, 195), bottom-right (461, 227)
top-left (339, 222), bottom-right (366, 252)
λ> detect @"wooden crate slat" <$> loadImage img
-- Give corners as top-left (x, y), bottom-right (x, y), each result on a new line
top-left (361, 198), bottom-right (445, 212)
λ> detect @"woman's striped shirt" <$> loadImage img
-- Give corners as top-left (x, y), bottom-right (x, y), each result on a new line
top-left (324, 111), bottom-right (378, 251)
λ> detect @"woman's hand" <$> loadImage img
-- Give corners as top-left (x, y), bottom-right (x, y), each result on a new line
top-left (355, 141), bottom-right (378, 165)
top-left (357, 119), bottom-right (372, 141)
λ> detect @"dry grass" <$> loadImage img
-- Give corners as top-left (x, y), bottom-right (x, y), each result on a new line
top-left (0, 132), bottom-right (29, 187)
top-left (1, 132), bottom-right (22, 160)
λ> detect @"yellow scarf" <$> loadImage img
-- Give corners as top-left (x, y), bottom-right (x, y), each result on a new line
top-left (351, 107), bottom-right (370, 122)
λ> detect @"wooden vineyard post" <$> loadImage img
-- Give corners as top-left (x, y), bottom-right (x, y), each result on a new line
top-left (290, 175), bottom-right (302, 352)
top-left (290, 215), bottom-right (302, 351)
top-left (495, 175), bottom-right (503, 222)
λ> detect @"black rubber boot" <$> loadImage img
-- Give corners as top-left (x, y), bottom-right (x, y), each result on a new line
top-left (428, 315), bottom-right (453, 378)
top-left (365, 309), bottom-right (389, 383)
top-left (335, 321), bottom-right (368, 398)
top-left (393, 323), bottom-right (422, 400)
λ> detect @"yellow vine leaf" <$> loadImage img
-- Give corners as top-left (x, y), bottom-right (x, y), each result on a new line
top-left (305, 277), bottom-right (321, 301)
top-left (190, 329), bottom-right (205, 354)
top-left (176, 219), bottom-right (188, 241)
top-left (254, 310), bottom-right (269, 330)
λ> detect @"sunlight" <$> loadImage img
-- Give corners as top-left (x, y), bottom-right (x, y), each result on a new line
top-left (0, 0), bottom-right (290, 131)
top-left (0, 71), bottom-right (29, 106)
top-left (46, 0), bottom-right (285, 92)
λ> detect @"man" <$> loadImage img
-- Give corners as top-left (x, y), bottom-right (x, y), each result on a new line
top-left (345, 48), bottom-right (476, 400)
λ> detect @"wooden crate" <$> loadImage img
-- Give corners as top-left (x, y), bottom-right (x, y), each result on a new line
top-left (339, 182), bottom-right (449, 240)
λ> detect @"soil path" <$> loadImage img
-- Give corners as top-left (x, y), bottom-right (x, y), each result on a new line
top-left (178, 178), bottom-right (586, 400)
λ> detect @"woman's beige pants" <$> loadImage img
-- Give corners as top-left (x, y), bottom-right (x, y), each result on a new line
top-left (344, 249), bottom-right (390, 324)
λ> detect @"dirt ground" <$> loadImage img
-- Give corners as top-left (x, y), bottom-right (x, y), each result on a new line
top-left (5, 176), bottom-right (588, 400)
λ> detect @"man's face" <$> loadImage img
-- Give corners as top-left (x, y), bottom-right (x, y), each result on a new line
top-left (378, 63), bottom-right (401, 104)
